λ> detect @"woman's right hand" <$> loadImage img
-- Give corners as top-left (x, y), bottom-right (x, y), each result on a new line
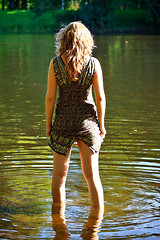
top-left (100, 127), bottom-right (106, 139)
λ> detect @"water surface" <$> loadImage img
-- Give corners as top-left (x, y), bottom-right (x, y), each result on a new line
top-left (0, 34), bottom-right (160, 239)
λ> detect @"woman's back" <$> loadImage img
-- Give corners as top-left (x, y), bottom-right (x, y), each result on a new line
top-left (52, 56), bottom-right (100, 138)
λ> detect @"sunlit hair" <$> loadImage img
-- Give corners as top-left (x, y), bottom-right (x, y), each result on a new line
top-left (55, 21), bottom-right (95, 80)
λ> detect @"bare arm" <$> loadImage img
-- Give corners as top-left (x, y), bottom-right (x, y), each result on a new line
top-left (93, 58), bottom-right (106, 138)
top-left (45, 59), bottom-right (57, 137)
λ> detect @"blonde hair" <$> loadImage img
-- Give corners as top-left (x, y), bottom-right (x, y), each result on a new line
top-left (55, 21), bottom-right (95, 80)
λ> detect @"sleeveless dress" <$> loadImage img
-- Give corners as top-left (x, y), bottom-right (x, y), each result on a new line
top-left (48, 56), bottom-right (103, 155)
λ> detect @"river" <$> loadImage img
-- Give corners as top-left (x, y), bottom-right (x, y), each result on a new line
top-left (0, 34), bottom-right (160, 239)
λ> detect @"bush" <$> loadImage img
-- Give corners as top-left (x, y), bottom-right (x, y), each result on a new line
top-left (0, 9), bottom-right (80, 33)
top-left (0, 8), bottom-right (158, 34)
top-left (0, 10), bottom-right (34, 33)
top-left (114, 9), bottom-right (146, 27)
top-left (54, 9), bottom-right (77, 29)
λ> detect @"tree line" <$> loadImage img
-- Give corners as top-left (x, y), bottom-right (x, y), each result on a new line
top-left (2, 0), bottom-right (63, 10)
top-left (1, 0), bottom-right (160, 30)
top-left (2, 0), bottom-right (27, 10)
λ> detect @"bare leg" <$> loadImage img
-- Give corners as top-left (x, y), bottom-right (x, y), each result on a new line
top-left (52, 148), bottom-right (71, 204)
top-left (77, 140), bottom-right (104, 208)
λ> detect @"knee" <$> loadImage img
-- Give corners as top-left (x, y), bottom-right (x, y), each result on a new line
top-left (54, 167), bottom-right (68, 179)
top-left (83, 167), bottom-right (100, 182)
top-left (52, 172), bottom-right (67, 189)
top-left (53, 158), bottom-right (69, 179)
top-left (83, 169), bottom-right (94, 181)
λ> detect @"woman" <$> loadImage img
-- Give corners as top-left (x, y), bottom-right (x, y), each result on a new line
top-left (46, 21), bottom-right (106, 209)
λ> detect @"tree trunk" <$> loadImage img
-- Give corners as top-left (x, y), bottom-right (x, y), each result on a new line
top-left (21, 0), bottom-right (27, 10)
top-left (16, 0), bottom-right (20, 9)
top-left (2, 0), bottom-right (5, 10)
top-left (8, 0), bottom-right (14, 9)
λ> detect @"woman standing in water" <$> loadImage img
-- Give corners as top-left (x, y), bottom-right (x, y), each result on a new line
top-left (46, 22), bottom-right (106, 210)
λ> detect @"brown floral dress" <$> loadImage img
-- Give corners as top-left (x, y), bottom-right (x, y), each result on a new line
top-left (48, 56), bottom-right (103, 155)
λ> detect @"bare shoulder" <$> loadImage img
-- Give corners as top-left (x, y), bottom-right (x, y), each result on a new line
top-left (91, 57), bottom-right (102, 70)
top-left (49, 58), bottom-right (54, 67)
top-left (91, 57), bottom-right (102, 75)
top-left (48, 58), bottom-right (56, 74)
top-left (48, 58), bottom-right (56, 81)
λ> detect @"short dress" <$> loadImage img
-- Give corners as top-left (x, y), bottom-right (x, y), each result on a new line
top-left (48, 55), bottom-right (103, 155)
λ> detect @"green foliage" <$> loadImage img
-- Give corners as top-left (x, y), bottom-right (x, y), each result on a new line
top-left (0, 10), bottom-right (57, 33)
top-left (0, 0), bottom-right (160, 33)
top-left (0, 10), bottom-right (34, 33)
top-left (32, 11), bottom-right (57, 32)
top-left (111, 0), bottom-right (137, 10)
top-left (114, 9), bottom-right (146, 27)
top-left (78, 0), bottom-right (111, 28)
top-left (145, 0), bottom-right (160, 24)
top-left (53, 9), bottom-right (77, 28)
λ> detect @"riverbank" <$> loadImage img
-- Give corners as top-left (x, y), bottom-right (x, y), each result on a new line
top-left (0, 9), bottom-right (159, 34)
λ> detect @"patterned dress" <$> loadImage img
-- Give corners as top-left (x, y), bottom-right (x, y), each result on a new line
top-left (48, 56), bottom-right (103, 155)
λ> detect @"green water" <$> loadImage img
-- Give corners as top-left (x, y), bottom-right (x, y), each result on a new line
top-left (0, 34), bottom-right (160, 239)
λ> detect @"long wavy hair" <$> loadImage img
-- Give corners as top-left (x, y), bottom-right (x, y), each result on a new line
top-left (55, 21), bottom-right (95, 81)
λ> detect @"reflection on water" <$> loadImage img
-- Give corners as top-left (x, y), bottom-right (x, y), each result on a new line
top-left (81, 207), bottom-right (104, 240)
top-left (0, 34), bottom-right (160, 239)
top-left (52, 203), bottom-right (103, 240)
top-left (51, 204), bottom-right (103, 240)
top-left (52, 214), bottom-right (70, 240)
top-left (52, 202), bottom-right (70, 240)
